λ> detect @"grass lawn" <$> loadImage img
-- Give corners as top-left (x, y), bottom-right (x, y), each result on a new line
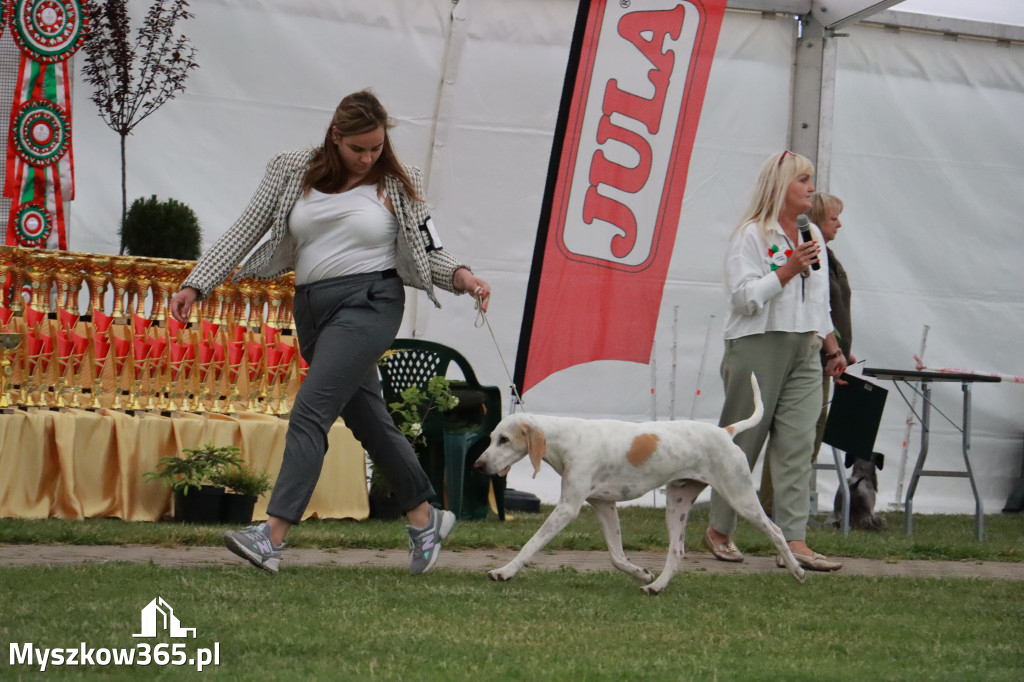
top-left (1, 564), bottom-right (1021, 681)
top-left (1, 508), bottom-right (1022, 680)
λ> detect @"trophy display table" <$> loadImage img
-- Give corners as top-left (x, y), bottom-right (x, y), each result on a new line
top-left (0, 409), bottom-right (368, 522)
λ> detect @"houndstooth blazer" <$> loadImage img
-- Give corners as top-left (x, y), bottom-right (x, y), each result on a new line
top-left (180, 148), bottom-right (468, 308)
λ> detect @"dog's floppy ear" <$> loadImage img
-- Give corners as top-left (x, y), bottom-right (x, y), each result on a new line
top-left (873, 452), bottom-right (885, 470)
top-left (522, 421), bottom-right (546, 479)
top-left (844, 452), bottom-right (856, 469)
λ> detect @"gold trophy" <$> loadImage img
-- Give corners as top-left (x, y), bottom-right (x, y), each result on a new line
top-left (53, 255), bottom-right (85, 315)
top-left (91, 334), bottom-right (110, 410)
top-left (130, 358), bottom-right (147, 411)
top-left (5, 247), bottom-right (29, 314)
top-left (54, 343), bottom-right (71, 408)
top-left (274, 346), bottom-right (296, 415)
top-left (279, 273), bottom-right (296, 330)
top-left (265, 281), bottom-right (285, 328)
top-left (211, 285), bottom-right (231, 326)
top-left (0, 249), bottom-right (12, 308)
top-left (26, 254), bottom-right (56, 314)
top-left (0, 332), bottom-right (24, 410)
top-left (154, 263), bottom-right (189, 324)
top-left (109, 258), bottom-right (135, 319)
top-left (238, 281), bottom-right (257, 330)
top-left (133, 270), bottom-right (153, 319)
top-left (85, 257), bottom-right (111, 317)
top-left (148, 265), bottom-right (171, 323)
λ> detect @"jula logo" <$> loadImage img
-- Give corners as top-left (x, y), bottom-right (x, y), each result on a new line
top-left (556, 2), bottom-right (702, 271)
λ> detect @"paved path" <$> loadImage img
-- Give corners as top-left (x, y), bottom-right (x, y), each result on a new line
top-left (1, 544), bottom-right (1021, 580)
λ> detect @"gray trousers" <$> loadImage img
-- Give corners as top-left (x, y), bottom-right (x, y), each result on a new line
top-left (266, 271), bottom-right (434, 523)
top-left (709, 331), bottom-right (822, 541)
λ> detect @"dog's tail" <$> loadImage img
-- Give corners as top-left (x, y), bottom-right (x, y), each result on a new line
top-left (723, 373), bottom-right (763, 439)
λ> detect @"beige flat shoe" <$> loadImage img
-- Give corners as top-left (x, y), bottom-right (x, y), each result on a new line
top-left (776, 552), bottom-right (842, 572)
top-left (704, 528), bottom-right (744, 563)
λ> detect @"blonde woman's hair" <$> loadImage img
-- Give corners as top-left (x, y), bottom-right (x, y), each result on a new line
top-left (808, 192), bottom-right (843, 228)
top-left (733, 150), bottom-right (814, 242)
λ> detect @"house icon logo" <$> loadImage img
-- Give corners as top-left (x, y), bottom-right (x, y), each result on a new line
top-left (133, 597), bottom-right (196, 638)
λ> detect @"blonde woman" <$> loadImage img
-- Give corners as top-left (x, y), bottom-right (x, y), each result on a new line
top-left (703, 151), bottom-right (846, 572)
top-left (760, 191), bottom-right (854, 509)
top-left (170, 90), bottom-right (491, 575)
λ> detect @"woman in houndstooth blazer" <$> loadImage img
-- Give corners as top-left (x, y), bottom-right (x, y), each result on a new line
top-left (170, 90), bottom-right (490, 575)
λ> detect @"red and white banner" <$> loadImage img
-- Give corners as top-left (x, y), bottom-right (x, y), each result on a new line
top-left (515, 0), bottom-right (726, 395)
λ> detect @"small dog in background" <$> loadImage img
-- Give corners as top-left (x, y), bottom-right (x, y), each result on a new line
top-left (833, 452), bottom-right (886, 531)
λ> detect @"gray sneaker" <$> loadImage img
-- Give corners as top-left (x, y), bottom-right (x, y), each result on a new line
top-left (407, 507), bottom-right (455, 575)
top-left (224, 522), bottom-right (284, 573)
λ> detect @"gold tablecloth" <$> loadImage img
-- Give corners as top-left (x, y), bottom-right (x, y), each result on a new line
top-left (0, 409), bottom-right (369, 522)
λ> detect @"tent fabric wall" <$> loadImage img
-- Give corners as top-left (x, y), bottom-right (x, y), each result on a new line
top-left (64, 1), bottom-right (1023, 514)
top-left (69, 0), bottom-right (457, 257)
top-left (827, 22), bottom-right (1024, 512)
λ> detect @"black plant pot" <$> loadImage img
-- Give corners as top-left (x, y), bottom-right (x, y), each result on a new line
top-left (173, 485), bottom-right (224, 524)
top-left (368, 490), bottom-right (403, 520)
top-left (221, 493), bottom-right (257, 525)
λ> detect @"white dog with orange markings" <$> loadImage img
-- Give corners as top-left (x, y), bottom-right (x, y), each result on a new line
top-left (473, 374), bottom-right (805, 594)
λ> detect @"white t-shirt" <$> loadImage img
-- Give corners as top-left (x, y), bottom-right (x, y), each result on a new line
top-left (723, 220), bottom-right (832, 341)
top-left (288, 184), bottom-right (398, 285)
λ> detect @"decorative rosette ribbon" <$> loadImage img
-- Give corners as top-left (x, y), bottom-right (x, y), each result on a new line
top-left (4, 0), bottom-right (89, 250)
top-left (10, 98), bottom-right (71, 166)
top-left (11, 203), bottom-right (52, 247)
top-left (9, 0), bottom-right (89, 64)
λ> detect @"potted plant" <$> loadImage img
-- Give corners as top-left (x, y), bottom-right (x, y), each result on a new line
top-left (144, 443), bottom-right (243, 523)
top-left (370, 376), bottom-right (458, 519)
top-left (211, 465), bottom-right (272, 524)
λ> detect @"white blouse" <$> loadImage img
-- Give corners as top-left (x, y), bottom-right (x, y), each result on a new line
top-left (288, 183), bottom-right (398, 285)
top-left (722, 220), bottom-right (832, 341)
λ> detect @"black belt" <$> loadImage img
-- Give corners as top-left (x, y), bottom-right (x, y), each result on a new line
top-left (295, 269), bottom-right (399, 292)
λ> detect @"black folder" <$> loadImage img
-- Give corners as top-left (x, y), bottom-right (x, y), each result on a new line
top-left (822, 373), bottom-right (888, 456)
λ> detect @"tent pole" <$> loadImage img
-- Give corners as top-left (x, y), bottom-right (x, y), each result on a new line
top-left (789, 13), bottom-right (841, 191)
top-left (416, 0), bottom-right (470, 337)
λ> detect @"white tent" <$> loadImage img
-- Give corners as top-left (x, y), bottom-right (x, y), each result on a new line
top-left (46, 0), bottom-right (1024, 513)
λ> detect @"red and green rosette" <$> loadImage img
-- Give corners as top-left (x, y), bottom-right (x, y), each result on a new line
top-left (12, 202), bottom-right (52, 247)
top-left (10, 97), bottom-right (71, 167)
top-left (9, 0), bottom-right (89, 64)
top-left (3, 0), bottom-right (88, 249)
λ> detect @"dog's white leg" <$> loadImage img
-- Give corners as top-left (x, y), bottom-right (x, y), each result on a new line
top-left (588, 499), bottom-right (654, 584)
top-left (714, 475), bottom-right (806, 584)
top-left (643, 480), bottom-right (706, 595)
top-left (488, 499), bottom-right (584, 582)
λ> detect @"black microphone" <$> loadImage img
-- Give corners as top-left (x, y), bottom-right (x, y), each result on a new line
top-left (796, 214), bottom-right (820, 270)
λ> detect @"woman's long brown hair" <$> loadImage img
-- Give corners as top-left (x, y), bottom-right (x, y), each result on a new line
top-left (301, 90), bottom-right (419, 200)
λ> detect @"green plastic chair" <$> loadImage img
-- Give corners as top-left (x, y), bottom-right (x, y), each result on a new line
top-left (378, 339), bottom-right (505, 520)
